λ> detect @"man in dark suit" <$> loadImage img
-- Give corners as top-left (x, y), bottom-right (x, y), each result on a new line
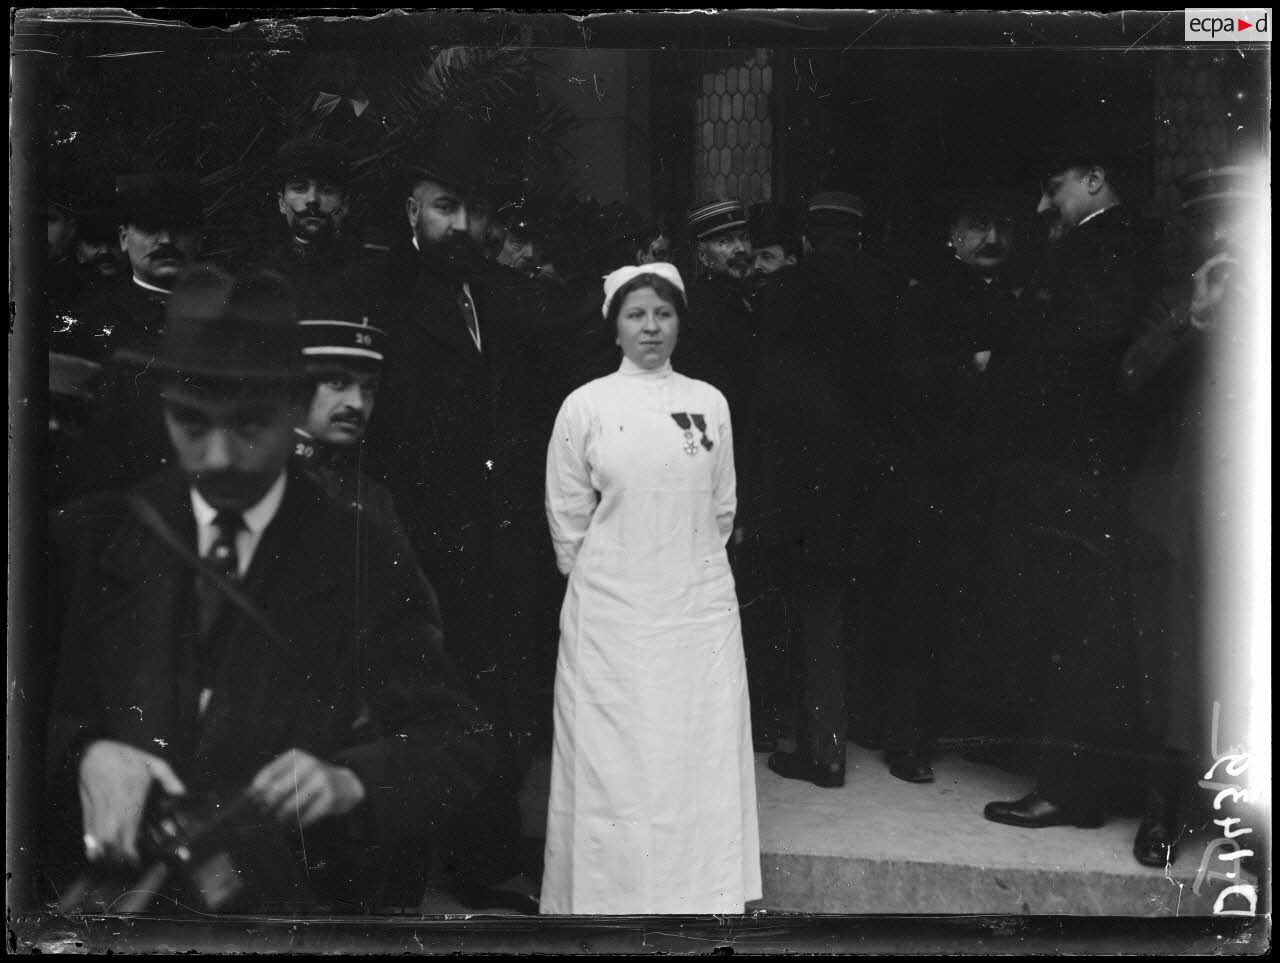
top-left (62, 172), bottom-right (204, 362)
top-left (64, 173), bottom-right (206, 491)
top-left (46, 265), bottom-right (496, 913)
top-left (259, 138), bottom-right (366, 318)
top-left (340, 123), bottom-right (564, 908)
top-left (881, 188), bottom-right (1025, 785)
top-left (982, 123), bottom-right (1160, 831)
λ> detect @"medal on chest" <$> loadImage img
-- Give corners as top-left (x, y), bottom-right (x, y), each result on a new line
top-left (670, 412), bottom-right (714, 455)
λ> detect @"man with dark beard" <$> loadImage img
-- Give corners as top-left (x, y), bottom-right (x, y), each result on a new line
top-left (259, 139), bottom-right (364, 318)
top-left (339, 121), bottom-right (563, 911)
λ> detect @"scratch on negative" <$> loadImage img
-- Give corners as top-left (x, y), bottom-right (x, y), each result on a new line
top-left (843, 14), bottom-right (888, 51)
top-left (1125, 13), bottom-right (1171, 52)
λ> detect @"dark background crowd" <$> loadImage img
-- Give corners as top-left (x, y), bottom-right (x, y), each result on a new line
top-left (10, 9), bottom-right (1269, 921)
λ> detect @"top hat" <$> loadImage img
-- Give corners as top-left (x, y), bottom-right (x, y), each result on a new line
top-left (275, 138), bottom-right (353, 187)
top-left (1179, 166), bottom-right (1265, 210)
top-left (116, 265), bottom-right (303, 383)
top-left (116, 172), bottom-right (204, 229)
top-left (298, 317), bottom-right (386, 367)
top-left (686, 199), bottom-right (748, 240)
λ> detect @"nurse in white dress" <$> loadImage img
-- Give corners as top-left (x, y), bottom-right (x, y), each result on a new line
top-left (540, 263), bottom-right (762, 915)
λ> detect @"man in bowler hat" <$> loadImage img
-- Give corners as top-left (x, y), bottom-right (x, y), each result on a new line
top-left (65, 172), bottom-right (204, 362)
top-left (260, 138), bottom-right (365, 317)
top-left (340, 118), bottom-right (565, 909)
top-left (46, 265), bottom-right (495, 912)
top-left (981, 117), bottom-right (1160, 831)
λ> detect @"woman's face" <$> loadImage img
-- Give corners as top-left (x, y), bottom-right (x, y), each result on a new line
top-left (615, 286), bottom-right (679, 370)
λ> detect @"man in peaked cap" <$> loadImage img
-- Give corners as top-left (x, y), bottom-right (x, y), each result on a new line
top-left (981, 114), bottom-right (1161, 834)
top-left (677, 199), bottom-right (759, 463)
top-left (804, 190), bottom-right (866, 258)
top-left (339, 116), bottom-right (567, 910)
top-left (291, 315), bottom-right (400, 533)
top-left (46, 264), bottom-right (495, 913)
top-left (259, 138), bottom-right (365, 318)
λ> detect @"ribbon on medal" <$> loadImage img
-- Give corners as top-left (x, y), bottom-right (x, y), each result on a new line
top-left (671, 412), bottom-right (714, 455)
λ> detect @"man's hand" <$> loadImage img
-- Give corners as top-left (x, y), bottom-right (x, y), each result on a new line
top-left (1189, 251), bottom-right (1238, 331)
top-left (78, 740), bottom-right (187, 865)
top-left (249, 749), bottom-right (366, 828)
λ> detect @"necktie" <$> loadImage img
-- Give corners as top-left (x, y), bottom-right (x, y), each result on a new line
top-left (458, 283), bottom-right (482, 352)
top-left (196, 511), bottom-right (244, 675)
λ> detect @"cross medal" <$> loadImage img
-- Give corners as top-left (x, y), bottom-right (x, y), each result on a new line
top-left (671, 413), bottom-right (699, 456)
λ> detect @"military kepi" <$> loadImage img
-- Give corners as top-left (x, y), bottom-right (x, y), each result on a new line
top-left (299, 318), bottom-right (386, 365)
top-left (686, 199), bottom-right (748, 240)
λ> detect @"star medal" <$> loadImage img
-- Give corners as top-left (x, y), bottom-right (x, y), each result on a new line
top-left (671, 412), bottom-right (698, 456)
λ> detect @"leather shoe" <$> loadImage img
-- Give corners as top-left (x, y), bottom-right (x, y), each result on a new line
top-left (1133, 813), bottom-right (1181, 868)
top-left (768, 750), bottom-right (846, 788)
top-left (886, 752), bottom-right (934, 784)
top-left (983, 792), bottom-right (1104, 829)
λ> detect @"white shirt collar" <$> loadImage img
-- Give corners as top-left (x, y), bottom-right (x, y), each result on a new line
top-left (1076, 203), bottom-right (1118, 229)
top-left (132, 275), bottom-right (172, 295)
top-left (190, 472), bottom-right (287, 576)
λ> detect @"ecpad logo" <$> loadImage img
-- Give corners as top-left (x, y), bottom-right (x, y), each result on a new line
top-left (1185, 8), bottom-right (1272, 40)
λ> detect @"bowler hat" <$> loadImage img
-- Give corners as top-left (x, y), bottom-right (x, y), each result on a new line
top-left (115, 265), bottom-right (304, 383)
top-left (275, 138), bottom-right (353, 187)
top-left (686, 199), bottom-right (748, 240)
top-left (402, 115), bottom-right (517, 199)
top-left (748, 202), bottom-right (801, 250)
top-left (1036, 108), bottom-right (1146, 179)
top-left (116, 172), bottom-right (204, 229)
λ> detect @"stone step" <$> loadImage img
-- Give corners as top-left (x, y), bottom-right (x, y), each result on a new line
top-left (517, 743), bottom-right (1256, 916)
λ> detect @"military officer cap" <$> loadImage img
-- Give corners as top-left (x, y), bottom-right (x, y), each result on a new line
top-left (276, 137), bottom-right (354, 188)
top-left (299, 317), bottom-right (386, 369)
top-left (686, 199), bottom-right (748, 240)
top-left (1179, 165), bottom-right (1264, 210)
top-left (807, 191), bottom-right (865, 221)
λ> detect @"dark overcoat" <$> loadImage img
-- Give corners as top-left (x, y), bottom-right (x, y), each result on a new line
top-left (46, 466), bottom-right (496, 907)
top-left (338, 243), bottom-right (568, 739)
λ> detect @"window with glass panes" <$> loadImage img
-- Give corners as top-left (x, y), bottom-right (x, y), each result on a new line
top-left (693, 51), bottom-right (774, 205)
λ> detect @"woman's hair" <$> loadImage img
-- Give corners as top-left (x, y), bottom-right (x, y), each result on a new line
top-left (604, 272), bottom-right (688, 328)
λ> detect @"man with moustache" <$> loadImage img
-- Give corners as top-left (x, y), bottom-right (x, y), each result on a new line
top-left (982, 121), bottom-right (1159, 832)
top-left (59, 173), bottom-right (205, 491)
top-left (67, 172), bottom-right (204, 361)
top-left (341, 121), bottom-right (562, 910)
top-left (46, 265), bottom-right (495, 913)
top-left (677, 201), bottom-right (758, 470)
top-left (260, 139), bottom-right (364, 318)
top-left (878, 188), bottom-right (1025, 784)
top-left (73, 200), bottom-right (129, 287)
top-left (291, 316), bottom-right (400, 532)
